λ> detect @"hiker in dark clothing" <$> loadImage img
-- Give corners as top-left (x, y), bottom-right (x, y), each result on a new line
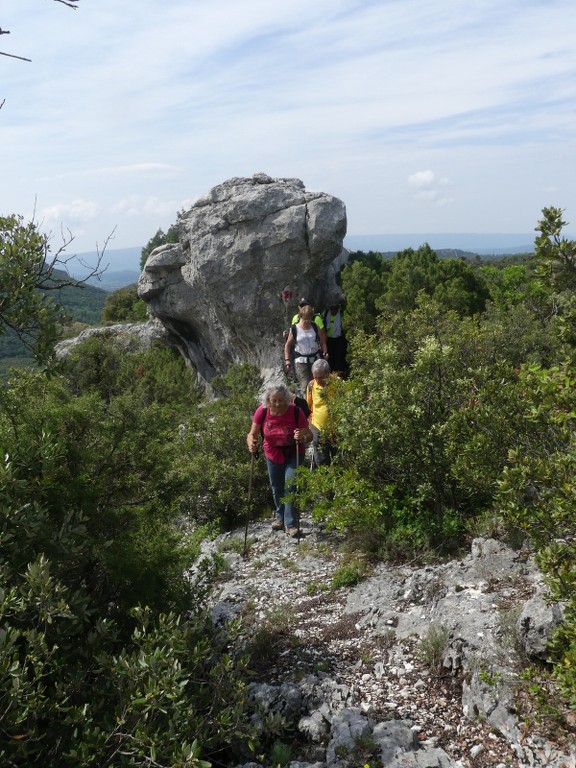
top-left (247, 383), bottom-right (312, 537)
top-left (323, 294), bottom-right (348, 377)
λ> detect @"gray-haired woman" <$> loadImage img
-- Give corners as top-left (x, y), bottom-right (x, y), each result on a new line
top-left (247, 383), bottom-right (312, 537)
top-left (306, 358), bottom-right (339, 467)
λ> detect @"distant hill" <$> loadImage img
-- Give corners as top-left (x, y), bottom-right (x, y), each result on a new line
top-left (377, 248), bottom-right (480, 260)
top-left (69, 247), bottom-right (142, 291)
top-left (344, 233), bottom-right (536, 256)
top-left (70, 246), bottom-right (141, 275)
top-left (86, 270), bottom-right (141, 292)
top-left (0, 269), bottom-right (108, 376)
top-left (53, 270), bottom-right (108, 324)
top-left (67, 246), bottom-right (142, 284)
top-left (64, 238), bottom-right (544, 293)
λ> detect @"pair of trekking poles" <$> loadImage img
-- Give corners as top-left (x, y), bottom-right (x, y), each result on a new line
top-left (243, 445), bottom-right (301, 558)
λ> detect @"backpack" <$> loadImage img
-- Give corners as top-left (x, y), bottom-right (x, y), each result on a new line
top-left (291, 322), bottom-right (320, 356)
top-left (258, 403), bottom-right (305, 455)
top-left (293, 395), bottom-right (310, 419)
top-left (260, 402), bottom-right (305, 429)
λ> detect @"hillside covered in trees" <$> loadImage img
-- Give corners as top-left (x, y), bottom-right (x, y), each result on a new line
top-left (0, 213), bottom-right (110, 378)
top-left (0, 207), bottom-right (574, 766)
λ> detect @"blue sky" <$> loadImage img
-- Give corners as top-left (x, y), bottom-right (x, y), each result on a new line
top-left (1, 0), bottom-right (575, 261)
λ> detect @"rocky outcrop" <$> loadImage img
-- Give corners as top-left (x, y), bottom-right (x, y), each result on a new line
top-left (138, 174), bottom-right (347, 387)
top-left (196, 521), bottom-right (575, 768)
top-left (54, 318), bottom-right (174, 359)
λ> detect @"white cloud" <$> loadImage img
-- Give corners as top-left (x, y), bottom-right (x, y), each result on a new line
top-left (2, 0), bottom-right (576, 249)
top-left (111, 196), bottom-right (182, 220)
top-left (40, 199), bottom-right (100, 223)
top-left (407, 170), bottom-right (454, 208)
top-left (408, 171), bottom-right (436, 189)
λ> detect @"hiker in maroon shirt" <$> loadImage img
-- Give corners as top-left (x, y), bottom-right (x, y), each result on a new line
top-left (247, 383), bottom-right (311, 537)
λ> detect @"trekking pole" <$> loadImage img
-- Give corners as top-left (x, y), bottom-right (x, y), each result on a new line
top-left (295, 440), bottom-right (300, 544)
top-left (243, 452), bottom-right (256, 558)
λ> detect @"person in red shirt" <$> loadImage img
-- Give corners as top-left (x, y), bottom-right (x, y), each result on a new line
top-left (247, 384), bottom-right (312, 537)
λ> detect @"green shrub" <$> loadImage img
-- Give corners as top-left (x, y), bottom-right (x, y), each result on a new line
top-left (299, 294), bottom-right (560, 556)
top-left (0, 555), bottom-right (254, 765)
top-left (416, 624), bottom-right (450, 670)
top-left (0, 372), bottom-right (252, 767)
top-left (0, 367), bottom-right (195, 614)
top-left (60, 335), bottom-right (201, 411)
top-left (331, 556), bottom-right (370, 589)
top-left (494, 363), bottom-right (576, 705)
top-left (175, 364), bottom-right (271, 530)
top-left (102, 283), bottom-right (148, 323)
top-left (269, 740), bottom-right (293, 767)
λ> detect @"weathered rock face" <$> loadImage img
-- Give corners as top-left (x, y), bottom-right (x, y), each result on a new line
top-left (137, 174), bottom-right (347, 386)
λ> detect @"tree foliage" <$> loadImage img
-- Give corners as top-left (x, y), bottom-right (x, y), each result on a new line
top-left (0, 342), bottom-right (258, 764)
top-left (1, 203), bottom-right (575, 753)
top-left (175, 364), bottom-right (271, 531)
top-left (534, 207), bottom-right (576, 292)
top-left (0, 486), bottom-right (253, 766)
top-left (340, 258), bottom-right (387, 334)
top-left (140, 223), bottom-right (181, 269)
top-left (320, 209), bottom-right (575, 701)
top-left (298, 296), bottom-right (553, 553)
top-left (102, 283), bottom-right (148, 323)
top-left (0, 215), bottom-right (104, 363)
top-left (381, 244), bottom-right (483, 314)
top-left (341, 244), bottom-right (490, 336)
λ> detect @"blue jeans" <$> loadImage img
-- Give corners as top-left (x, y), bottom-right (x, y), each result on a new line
top-left (266, 454), bottom-right (298, 528)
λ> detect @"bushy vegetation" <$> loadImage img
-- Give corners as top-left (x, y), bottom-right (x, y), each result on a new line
top-left (0, 206), bottom-right (574, 763)
top-left (302, 207), bottom-right (575, 704)
top-left (102, 283), bottom-right (148, 323)
top-left (0, 351), bottom-right (262, 765)
top-left (0, 215), bottom-right (108, 374)
top-left (173, 363), bottom-right (272, 531)
top-left (342, 242), bottom-right (490, 334)
top-left (140, 222), bottom-right (181, 269)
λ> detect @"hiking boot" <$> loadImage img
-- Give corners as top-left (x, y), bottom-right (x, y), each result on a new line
top-left (271, 519), bottom-right (285, 531)
top-left (286, 527), bottom-right (300, 538)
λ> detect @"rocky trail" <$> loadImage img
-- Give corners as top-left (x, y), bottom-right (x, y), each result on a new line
top-left (199, 514), bottom-right (575, 768)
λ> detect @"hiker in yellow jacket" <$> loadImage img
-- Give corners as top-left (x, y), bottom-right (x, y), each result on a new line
top-left (306, 358), bottom-right (339, 467)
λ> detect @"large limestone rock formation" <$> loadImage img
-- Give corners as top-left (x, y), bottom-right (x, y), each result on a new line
top-left (138, 174), bottom-right (347, 386)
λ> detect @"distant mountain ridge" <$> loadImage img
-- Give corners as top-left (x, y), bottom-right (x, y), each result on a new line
top-left (69, 247), bottom-right (142, 291)
top-left (0, 268), bottom-right (109, 376)
top-left (87, 269), bottom-right (141, 292)
top-left (344, 233), bottom-right (538, 255)
top-left (68, 234), bottom-right (550, 293)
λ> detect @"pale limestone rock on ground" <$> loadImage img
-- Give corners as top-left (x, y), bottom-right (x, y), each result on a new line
top-left (196, 519), bottom-right (575, 768)
top-left (54, 318), bottom-right (173, 359)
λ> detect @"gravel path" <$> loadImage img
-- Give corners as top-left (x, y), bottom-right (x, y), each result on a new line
top-left (207, 515), bottom-right (575, 767)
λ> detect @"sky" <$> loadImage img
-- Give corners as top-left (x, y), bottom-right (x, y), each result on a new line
top-left (1, 0), bottom-right (576, 264)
